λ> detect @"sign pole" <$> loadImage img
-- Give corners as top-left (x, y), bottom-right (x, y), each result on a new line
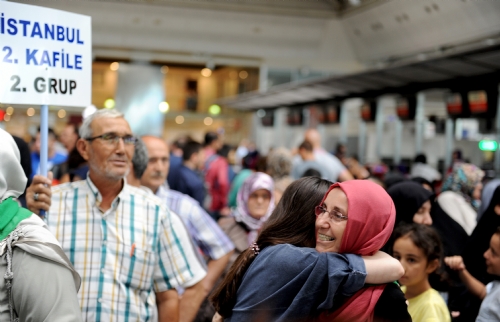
top-left (40, 105), bottom-right (49, 177)
top-left (495, 86), bottom-right (500, 177)
top-left (39, 104), bottom-right (48, 217)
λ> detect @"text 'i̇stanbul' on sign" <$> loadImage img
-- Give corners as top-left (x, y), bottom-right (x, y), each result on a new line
top-left (0, 1), bottom-right (91, 107)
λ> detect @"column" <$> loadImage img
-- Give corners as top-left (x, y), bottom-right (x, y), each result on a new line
top-left (115, 63), bottom-right (165, 137)
top-left (394, 118), bottom-right (403, 165)
top-left (495, 87), bottom-right (500, 174)
top-left (259, 64), bottom-right (268, 93)
top-left (339, 101), bottom-right (348, 145)
top-left (415, 92), bottom-right (426, 154)
top-left (358, 120), bottom-right (366, 165)
top-left (274, 107), bottom-right (287, 148)
top-left (445, 118), bottom-right (455, 170)
top-left (375, 98), bottom-right (384, 160)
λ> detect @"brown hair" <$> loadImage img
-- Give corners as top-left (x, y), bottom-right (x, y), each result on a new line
top-left (210, 176), bottom-right (332, 317)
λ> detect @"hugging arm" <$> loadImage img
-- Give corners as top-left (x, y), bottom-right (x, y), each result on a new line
top-left (363, 251), bottom-right (404, 284)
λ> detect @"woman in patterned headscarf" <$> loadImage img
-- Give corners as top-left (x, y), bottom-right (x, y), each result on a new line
top-left (437, 163), bottom-right (484, 235)
top-left (219, 172), bottom-right (275, 260)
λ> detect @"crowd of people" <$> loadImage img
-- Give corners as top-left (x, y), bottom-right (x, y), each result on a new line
top-left (1, 108), bottom-right (499, 322)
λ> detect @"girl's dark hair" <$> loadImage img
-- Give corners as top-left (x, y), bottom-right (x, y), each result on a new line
top-left (210, 176), bottom-right (332, 317)
top-left (388, 223), bottom-right (446, 281)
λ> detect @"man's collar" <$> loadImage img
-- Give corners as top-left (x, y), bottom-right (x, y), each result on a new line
top-left (85, 175), bottom-right (127, 213)
top-left (156, 182), bottom-right (170, 198)
top-left (141, 185), bottom-right (154, 194)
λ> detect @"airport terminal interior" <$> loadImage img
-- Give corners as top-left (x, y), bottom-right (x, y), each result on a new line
top-left (1, 0), bottom-right (500, 321)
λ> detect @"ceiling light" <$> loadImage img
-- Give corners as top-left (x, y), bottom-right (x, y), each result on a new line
top-left (175, 115), bottom-right (184, 124)
top-left (239, 70), bottom-right (248, 80)
top-left (201, 68), bottom-right (212, 77)
top-left (208, 104), bottom-right (221, 115)
top-left (159, 101), bottom-right (169, 113)
top-left (104, 99), bottom-right (115, 109)
top-left (204, 117), bottom-right (213, 126)
top-left (110, 62), bottom-right (120, 71)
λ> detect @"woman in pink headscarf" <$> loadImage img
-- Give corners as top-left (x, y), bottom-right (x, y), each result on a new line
top-left (212, 178), bottom-right (406, 322)
top-left (316, 180), bottom-right (410, 322)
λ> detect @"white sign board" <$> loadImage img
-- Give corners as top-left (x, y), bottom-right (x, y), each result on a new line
top-left (0, 2), bottom-right (91, 107)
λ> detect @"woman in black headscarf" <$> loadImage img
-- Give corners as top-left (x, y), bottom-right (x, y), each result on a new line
top-left (387, 181), bottom-right (434, 226)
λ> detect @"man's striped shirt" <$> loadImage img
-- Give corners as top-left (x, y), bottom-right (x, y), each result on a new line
top-left (157, 184), bottom-right (234, 260)
top-left (46, 177), bottom-right (206, 322)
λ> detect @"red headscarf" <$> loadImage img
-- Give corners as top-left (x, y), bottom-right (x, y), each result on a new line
top-left (318, 180), bottom-right (396, 322)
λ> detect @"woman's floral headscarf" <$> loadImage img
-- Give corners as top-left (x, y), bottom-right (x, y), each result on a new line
top-left (442, 163), bottom-right (484, 209)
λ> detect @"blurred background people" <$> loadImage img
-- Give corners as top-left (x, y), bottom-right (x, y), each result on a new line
top-left (292, 140), bottom-right (327, 180)
top-left (30, 127), bottom-right (67, 183)
top-left (410, 153), bottom-right (442, 184)
top-left (438, 163), bottom-right (484, 235)
top-left (204, 132), bottom-right (230, 220)
top-left (266, 147), bottom-right (293, 205)
top-left (303, 129), bottom-right (353, 182)
top-left (169, 140), bottom-right (206, 206)
top-left (59, 123), bottom-right (79, 153)
top-left (168, 135), bottom-right (192, 182)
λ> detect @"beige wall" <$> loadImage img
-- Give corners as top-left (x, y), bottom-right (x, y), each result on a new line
top-left (92, 62), bottom-right (118, 108)
top-left (164, 66), bottom-right (258, 112)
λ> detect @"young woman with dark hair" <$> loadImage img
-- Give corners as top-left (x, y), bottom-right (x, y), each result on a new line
top-left (211, 178), bottom-right (404, 321)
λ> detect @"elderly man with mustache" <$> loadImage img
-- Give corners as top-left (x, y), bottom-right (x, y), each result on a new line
top-left (26, 109), bottom-right (206, 322)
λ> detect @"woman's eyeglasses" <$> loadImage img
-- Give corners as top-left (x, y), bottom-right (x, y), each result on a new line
top-left (315, 205), bottom-right (348, 222)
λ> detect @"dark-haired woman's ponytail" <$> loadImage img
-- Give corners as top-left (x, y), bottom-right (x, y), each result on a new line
top-left (210, 247), bottom-right (259, 318)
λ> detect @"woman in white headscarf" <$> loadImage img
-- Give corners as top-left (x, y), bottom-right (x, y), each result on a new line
top-left (0, 128), bottom-right (82, 322)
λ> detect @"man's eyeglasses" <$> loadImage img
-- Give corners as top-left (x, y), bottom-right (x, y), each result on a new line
top-left (86, 132), bottom-right (137, 145)
top-left (315, 205), bottom-right (348, 223)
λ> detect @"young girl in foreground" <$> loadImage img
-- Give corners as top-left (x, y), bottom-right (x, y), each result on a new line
top-left (390, 223), bottom-right (451, 322)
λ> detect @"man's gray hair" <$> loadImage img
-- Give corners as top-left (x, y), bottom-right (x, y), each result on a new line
top-left (79, 109), bottom-right (124, 139)
top-left (131, 137), bottom-right (149, 180)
